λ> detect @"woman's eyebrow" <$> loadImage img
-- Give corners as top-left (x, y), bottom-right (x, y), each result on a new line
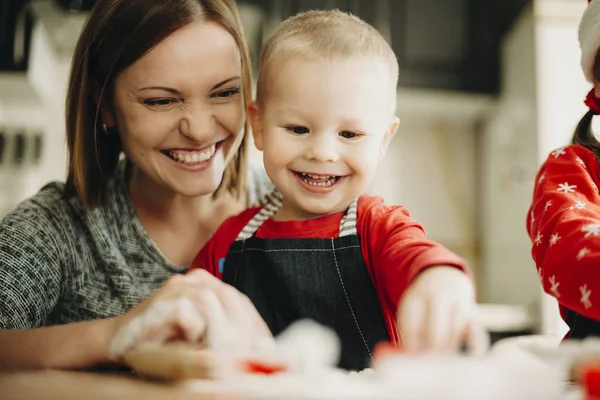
top-left (136, 76), bottom-right (241, 94)
top-left (137, 86), bottom-right (181, 95)
top-left (211, 76), bottom-right (241, 90)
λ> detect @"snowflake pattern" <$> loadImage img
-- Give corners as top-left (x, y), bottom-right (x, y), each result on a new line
top-left (551, 147), bottom-right (567, 158)
top-left (530, 148), bottom-right (600, 309)
top-left (538, 174), bottom-right (546, 184)
top-left (583, 224), bottom-right (600, 238)
top-left (557, 182), bottom-right (577, 194)
top-left (577, 248), bottom-right (591, 261)
top-left (570, 201), bottom-right (587, 210)
top-left (581, 285), bottom-right (593, 309)
top-left (549, 276), bottom-right (561, 298)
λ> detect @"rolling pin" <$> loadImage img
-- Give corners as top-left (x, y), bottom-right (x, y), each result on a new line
top-left (123, 342), bottom-right (289, 381)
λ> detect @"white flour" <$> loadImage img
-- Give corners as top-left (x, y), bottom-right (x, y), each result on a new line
top-left (109, 300), bottom-right (340, 372)
top-left (185, 352), bottom-right (567, 400)
top-left (111, 301), bottom-right (575, 399)
top-left (110, 298), bottom-right (205, 360)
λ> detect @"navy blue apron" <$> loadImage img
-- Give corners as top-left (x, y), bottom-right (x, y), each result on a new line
top-left (221, 190), bottom-right (390, 370)
top-left (565, 308), bottom-right (600, 339)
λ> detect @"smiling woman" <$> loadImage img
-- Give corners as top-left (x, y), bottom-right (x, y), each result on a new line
top-left (109, 22), bottom-right (246, 200)
top-left (0, 0), bottom-right (272, 371)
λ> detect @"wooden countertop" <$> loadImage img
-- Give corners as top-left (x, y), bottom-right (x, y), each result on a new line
top-left (0, 368), bottom-right (584, 400)
top-left (0, 369), bottom-right (240, 400)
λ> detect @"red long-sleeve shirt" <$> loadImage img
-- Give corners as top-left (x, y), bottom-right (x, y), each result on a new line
top-left (528, 144), bottom-right (600, 321)
top-left (191, 194), bottom-right (467, 343)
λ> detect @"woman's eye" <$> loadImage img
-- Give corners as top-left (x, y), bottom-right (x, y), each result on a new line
top-left (213, 88), bottom-right (241, 98)
top-left (287, 126), bottom-right (310, 135)
top-left (340, 130), bottom-right (359, 139)
top-left (144, 98), bottom-right (176, 107)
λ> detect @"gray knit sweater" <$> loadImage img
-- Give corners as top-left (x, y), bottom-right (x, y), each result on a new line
top-left (0, 162), bottom-right (272, 329)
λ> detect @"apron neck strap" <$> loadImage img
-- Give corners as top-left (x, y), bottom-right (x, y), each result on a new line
top-left (339, 197), bottom-right (358, 236)
top-left (236, 189), bottom-right (358, 240)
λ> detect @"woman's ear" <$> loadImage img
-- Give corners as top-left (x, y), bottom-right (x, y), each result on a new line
top-left (248, 101), bottom-right (264, 151)
top-left (90, 78), bottom-right (115, 127)
top-left (379, 116), bottom-right (400, 157)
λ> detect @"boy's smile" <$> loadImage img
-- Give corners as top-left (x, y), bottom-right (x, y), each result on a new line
top-left (292, 171), bottom-right (345, 193)
top-left (249, 55), bottom-right (399, 221)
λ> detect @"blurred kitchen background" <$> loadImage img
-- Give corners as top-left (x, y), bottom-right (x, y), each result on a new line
top-left (0, 0), bottom-right (592, 340)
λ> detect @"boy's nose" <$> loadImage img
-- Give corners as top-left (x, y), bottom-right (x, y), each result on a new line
top-left (304, 135), bottom-right (340, 163)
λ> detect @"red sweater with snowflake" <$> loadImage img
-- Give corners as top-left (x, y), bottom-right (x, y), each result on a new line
top-left (191, 194), bottom-right (468, 344)
top-left (528, 145), bottom-right (600, 322)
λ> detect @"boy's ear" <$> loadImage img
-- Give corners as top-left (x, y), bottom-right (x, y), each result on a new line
top-left (248, 101), bottom-right (264, 151)
top-left (379, 116), bottom-right (400, 157)
top-left (90, 78), bottom-right (115, 127)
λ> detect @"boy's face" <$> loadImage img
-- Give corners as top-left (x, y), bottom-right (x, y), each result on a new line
top-left (249, 55), bottom-right (399, 221)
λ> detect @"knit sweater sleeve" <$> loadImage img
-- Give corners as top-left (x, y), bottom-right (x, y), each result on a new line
top-left (0, 183), bottom-right (70, 329)
top-left (528, 145), bottom-right (600, 319)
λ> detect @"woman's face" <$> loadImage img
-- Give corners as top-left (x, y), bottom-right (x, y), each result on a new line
top-left (108, 21), bottom-right (245, 197)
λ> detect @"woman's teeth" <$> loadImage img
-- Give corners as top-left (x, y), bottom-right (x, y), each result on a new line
top-left (166, 145), bottom-right (216, 165)
top-left (298, 172), bottom-right (339, 187)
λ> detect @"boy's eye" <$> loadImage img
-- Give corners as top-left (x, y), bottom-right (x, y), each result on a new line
top-left (287, 126), bottom-right (310, 135)
top-left (340, 130), bottom-right (359, 139)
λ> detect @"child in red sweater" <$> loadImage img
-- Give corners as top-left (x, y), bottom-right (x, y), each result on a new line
top-left (527, 0), bottom-right (600, 339)
top-left (191, 10), bottom-right (481, 370)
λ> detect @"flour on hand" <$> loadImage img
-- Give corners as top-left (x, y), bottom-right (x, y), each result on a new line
top-left (109, 297), bottom-right (206, 360)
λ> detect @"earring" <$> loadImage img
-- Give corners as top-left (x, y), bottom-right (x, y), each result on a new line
top-left (101, 122), bottom-right (108, 134)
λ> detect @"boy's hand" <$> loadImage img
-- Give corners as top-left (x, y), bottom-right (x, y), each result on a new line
top-left (396, 266), bottom-right (488, 355)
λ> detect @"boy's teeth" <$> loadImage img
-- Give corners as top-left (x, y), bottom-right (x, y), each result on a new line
top-left (168, 145), bottom-right (216, 165)
top-left (308, 173), bottom-right (329, 180)
top-left (301, 173), bottom-right (333, 180)
top-left (299, 172), bottom-right (338, 187)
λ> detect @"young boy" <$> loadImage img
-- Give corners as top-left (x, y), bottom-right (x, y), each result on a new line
top-left (191, 10), bottom-right (480, 371)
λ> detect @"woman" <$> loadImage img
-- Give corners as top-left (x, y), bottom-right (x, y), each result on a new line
top-left (0, 0), bottom-right (271, 369)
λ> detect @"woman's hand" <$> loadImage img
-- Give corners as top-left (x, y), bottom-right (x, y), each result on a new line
top-left (396, 266), bottom-right (488, 355)
top-left (109, 269), bottom-right (272, 360)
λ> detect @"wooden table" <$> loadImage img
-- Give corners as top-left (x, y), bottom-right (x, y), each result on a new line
top-left (0, 370), bottom-right (240, 400)
top-left (0, 369), bottom-right (585, 400)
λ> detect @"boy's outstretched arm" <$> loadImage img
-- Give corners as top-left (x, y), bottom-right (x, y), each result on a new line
top-left (359, 197), bottom-right (482, 354)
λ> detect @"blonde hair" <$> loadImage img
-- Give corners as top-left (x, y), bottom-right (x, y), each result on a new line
top-left (256, 9), bottom-right (398, 106)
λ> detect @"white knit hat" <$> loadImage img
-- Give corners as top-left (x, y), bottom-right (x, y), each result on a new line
top-left (580, 0), bottom-right (600, 83)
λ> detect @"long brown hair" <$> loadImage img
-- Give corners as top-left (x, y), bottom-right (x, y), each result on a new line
top-left (64, 0), bottom-right (252, 208)
top-left (572, 50), bottom-right (600, 156)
